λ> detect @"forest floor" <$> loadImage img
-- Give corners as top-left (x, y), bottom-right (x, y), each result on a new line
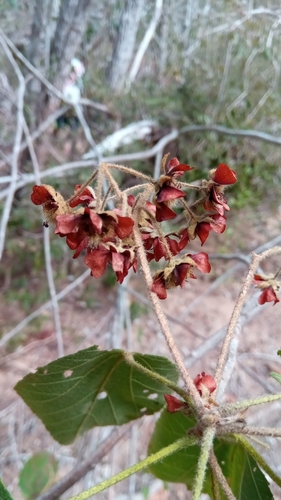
top-left (1, 202), bottom-right (281, 500)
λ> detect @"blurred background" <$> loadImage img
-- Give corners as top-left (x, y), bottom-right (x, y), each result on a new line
top-left (1, 0), bottom-right (281, 499)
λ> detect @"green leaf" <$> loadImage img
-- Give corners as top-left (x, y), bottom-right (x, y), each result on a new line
top-left (229, 445), bottom-right (273, 500)
top-left (148, 410), bottom-right (198, 488)
top-left (0, 479), bottom-right (14, 500)
top-left (15, 346), bottom-right (178, 444)
top-left (18, 452), bottom-right (58, 500)
top-left (270, 371), bottom-right (281, 385)
top-left (148, 410), bottom-right (272, 498)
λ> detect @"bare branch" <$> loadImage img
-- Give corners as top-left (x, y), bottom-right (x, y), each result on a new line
top-left (214, 246), bottom-right (281, 395)
top-left (2, 119), bottom-right (281, 198)
top-left (0, 28), bottom-right (110, 111)
top-left (133, 222), bottom-right (204, 413)
top-left (181, 123), bottom-right (281, 147)
top-left (0, 34), bottom-right (25, 259)
top-left (0, 105), bottom-right (70, 171)
top-left (127, 0), bottom-right (163, 87)
top-left (0, 271), bottom-right (90, 350)
top-left (43, 228), bottom-right (64, 357)
top-left (21, 114), bottom-right (64, 357)
top-left (36, 425), bottom-right (132, 500)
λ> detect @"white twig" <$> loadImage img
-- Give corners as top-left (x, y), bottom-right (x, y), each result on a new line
top-left (0, 29), bottom-right (109, 113)
top-left (127, 0), bottom-right (163, 87)
top-left (21, 93), bottom-right (64, 358)
top-left (0, 35), bottom-right (25, 259)
top-left (0, 271), bottom-right (90, 349)
top-left (245, 88), bottom-right (273, 124)
top-left (43, 228), bottom-right (64, 357)
top-left (0, 105), bottom-right (70, 170)
top-left (74, 104), bottom-right (99, 156)
top-left (212, 39), bottom-right (233, 122)
top-left (2, 122), bottom-right (281, 197)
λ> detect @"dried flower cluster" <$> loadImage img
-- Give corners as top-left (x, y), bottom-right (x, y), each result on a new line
top-left (31, 158), bottom-right (239, 300)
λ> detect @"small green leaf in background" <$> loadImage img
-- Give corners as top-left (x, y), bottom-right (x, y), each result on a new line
top-left (0, 478), bottom-right (14, 500)
top-left (270, 372), bottom-right (281, 385)
top-left (18, 452), bottom-right (58, 500)
top-left (15, 346), bottom-right (178, 444)
top-left (148, 410), bottom-right (272, 499)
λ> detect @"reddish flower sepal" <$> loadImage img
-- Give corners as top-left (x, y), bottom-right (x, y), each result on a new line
top-left (165, 157), bottom-right (194, 177)
top-left (200, 163), bottom-right (237, 215)
top-left (153, 156), bottom-right (193, 222)
top-left (143, 229), bottom-right (189, 262)
top-left (85, 245), bottom-right (137, 283)
top-left (203, 187), bottom-right (230, 216)
top-left (69, 185), bottom-right (96, 208)
top-left (30, 185), bottom-right (71, 224)
top-left (187, 252), bottom-right (211, 273)
top-left (253, 274), bottom-right (280, 306)
top-left (211, 163), bottom-right (237, 185)
top-left (155, 203), bottom-right (178, 222)
top-left (151, 252), bottom-right (211, 299)
top-left (196, 214), bottom-right (226, 245)
top-left (164, 394), bottom-right (186, 413)
top-left (187, 214), bottom-right (226, 246)
top-left (193, 372), bottom-right (216, 397)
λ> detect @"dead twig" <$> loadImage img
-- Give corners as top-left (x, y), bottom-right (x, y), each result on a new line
top-left (0, 34), bottom-right (25, 259)
top-left (36, 425), bottom-right (132, 500)
top-left (214, 246), bottom-right (281, 396)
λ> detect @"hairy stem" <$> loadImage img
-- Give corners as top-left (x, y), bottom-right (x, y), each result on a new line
top-left (68, 436), bottom-right (197, 499)
top-left (210, 461), bottom-right (221, 500)
top-left (209, 451), bottom-right (235, 500)
top-left (220, 393), bottom-right (281, 416)
top-left (106, 162), bottom-right (153, 182)
top-left (66, 170), bottom-right (98, 204)
top-left (234, 426), bottom-right (281, 438)
top-left (193, 426), bottom-right (216, 500)
top-left (133, 223), bottom-right (204, 413)
top-left (124, 351), bottom-right (191, 404)
top-left (95, 163), bottom-right (105, 211)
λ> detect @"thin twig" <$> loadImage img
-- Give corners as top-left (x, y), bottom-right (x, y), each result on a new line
top-left (0, 271), bottom-right (90, 349)
top-left (0, 105), bottom-right (70, 171)
top-left (36, 426), bottom-right (132, 500)
top-left (127, 0), bottom-right (163, 87)
top-left (193, 427), bottom-right (216, 500)
top-left (106, 162), bottom-right (153, 182)
top-left (233, 426), bottom-right (281, 438)
top-left (3, 117), bottom-right (281, 193)
top-left (74, 104), bottom-right (99, 156)
top-left (22, 115), bottom-right (64, 358)
top-left (180, 123), bottom-right (281, 147)
top-left (133, 222), bottom-right (204, 412)
top-left (0, 35), bottom-right (25, 259)
top-left (124, 285), bottom-right (205, 339)
top-left (214, 246), bottom-right (281, 395)
top-left (0, 29), bottom-right (109, 113)
top-left (43, 228), bottom-right (64, 357)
